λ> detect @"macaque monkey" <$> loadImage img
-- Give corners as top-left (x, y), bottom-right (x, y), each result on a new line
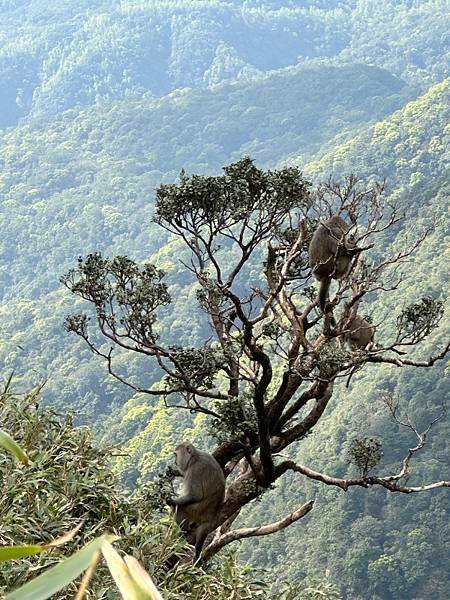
top-left (344, 315), bottom-right (375, 350)
top-left (308, 216), bottom-right (357, 313)
top-left (169, 441), bottom-right (225, 560)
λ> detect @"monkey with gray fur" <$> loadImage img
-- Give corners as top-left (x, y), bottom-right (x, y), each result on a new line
top-left (308, 216), bottom-right (358, 314)
top-left (344, 315), bottom-right (375, 350)
top-left (168, 441), bottom-right (225, 561)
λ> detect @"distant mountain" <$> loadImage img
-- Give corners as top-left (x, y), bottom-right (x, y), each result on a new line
top-left (0, 62), bottom-right (409, 300)
top-left (306, 78), bottom-right (449, 186)
top-left (0, 60), bottom-right (411, 426)
top-left (0, 0), bottom-right (447, 127)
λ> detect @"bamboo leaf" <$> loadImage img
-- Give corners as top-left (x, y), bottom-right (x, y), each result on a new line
top-left (2, 371), bottom-right (14, 395)
top-left (0, 522), bottom-right (84, 564)
top-left (0, 429), bottom-right (30, 464)
top-left (101, 540), bottom-right (152, 600)
top-left (0, 546), bottom-right (43, 561)
top-left (124, 555), bottom-right (164, 600)
top-left (45, 521), bottom-right (84, 548)
top-left (4, 535), bottom-right (116, 600)
top-left (74, 549), bottom-right (101, 600)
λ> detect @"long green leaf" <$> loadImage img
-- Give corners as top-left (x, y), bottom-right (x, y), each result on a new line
top-left (5, 535), bottom-right (115, 600)
top-left (0, 523), bottom-right (84, 563)
top-left (125, 555), bottom-right (164, 600)
top-left (0, 429), bottom-right (30, 464)
top-left (101, 540), bottom-right (151, 600)
top-left (0, 546), bottom-right (43, 561)
top-left (2, 370), bottom-right (14, 395)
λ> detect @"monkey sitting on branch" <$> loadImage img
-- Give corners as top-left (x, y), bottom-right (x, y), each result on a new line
top-left (343, 314), bottom-right (375, 350)
top-left (308, 215), bottom-right (360, 315)
top-left (168, 441), bottom-right (225, 561)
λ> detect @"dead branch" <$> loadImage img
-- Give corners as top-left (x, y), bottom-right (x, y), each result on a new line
top-left (277, 461), bottom-right (450, 493)
top-left (369, 340), bottom-right (450, 368)
top-left (203, 500), bottom-right (314, 560)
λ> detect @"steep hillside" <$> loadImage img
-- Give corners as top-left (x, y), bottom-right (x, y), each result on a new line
top-left (81, 80), bottom-right (449, 598)
top-left (0, 62), bottom-right (410, 422)
top-left (0, 2), bottom-right (448, 597)
top-left (0, 0), bottom-right (447, 127)
top-left (1, 79), bottom-right (447, 599)
top-left (0, 62), bottom-right (407, 299)
top-left (306, 78), bottom-right (449, 186)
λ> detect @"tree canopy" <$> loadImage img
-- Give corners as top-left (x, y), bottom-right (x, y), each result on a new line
top-left (63, 158), bottom-right (449, 561)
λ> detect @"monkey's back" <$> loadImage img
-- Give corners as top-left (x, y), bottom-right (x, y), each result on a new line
top-left (309, 215), bottom-right (352, 280)
top-left (345, 315), bottom-right (375, 349)
top-left (182, 452), bottom-right (225, 525)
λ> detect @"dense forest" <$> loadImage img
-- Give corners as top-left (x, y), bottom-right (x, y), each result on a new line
top-left (0, 1), bottom-right (449, 598)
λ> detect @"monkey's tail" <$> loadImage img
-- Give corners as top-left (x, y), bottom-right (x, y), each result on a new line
top-left (318, 278), bottom-right (330, 314)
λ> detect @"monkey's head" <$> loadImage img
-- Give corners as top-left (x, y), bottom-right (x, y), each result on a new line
top-left (327, 215), bottom-right (347, 227)
top-left (174, 441), bottom-right (198, 473)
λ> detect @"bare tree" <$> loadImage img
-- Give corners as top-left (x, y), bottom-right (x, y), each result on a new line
top-left (62, 158), bottom-right (449, 561)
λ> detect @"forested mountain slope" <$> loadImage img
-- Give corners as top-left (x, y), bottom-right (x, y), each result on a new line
top-left (101, 78), bottom-right (450, 470)
top-left (0, 77), bottom-right (447, 599)
top-left (0, 61), bottom-right (407, 296)
top-left (86, 80), bottom-right (448, 599)
top-left (0, 1), bottom-right (449, 598)
top-left (1, 0), bottom-right (447, 127)
top-left (0, 61), bottom-right (409, 420)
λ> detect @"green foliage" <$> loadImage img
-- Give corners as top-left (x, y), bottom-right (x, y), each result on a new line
top-left (396, 296), bottom-right (444, 343)
top-left (0, 0), bottom-right (444, 128)
top-left (155, 158), bottom-right (311, 233)
top-left (280, 573), bottom-right (342, 600)
top-left (348, 438), bottom-right (384, 477)
top-left (62, 254), bottom-right (171, 344)
top-left (307, 79), bottom-right (450, 184)
top-left (317, 342), bottom-right (352, 379)
top-left (139, 468), bottom-right (178, 513)
top-left (5, 535), bottom-right (115, 600)
top-left (0, 428), bottom-right (30, 465)
top-left (0, 3), bottom-right (449, 598)
top-left (208, 393), bottom-right (258, 445)
top-left (166, 346), bottom-right (225, 390)
top-left (0, 385), bottom-right (125, 596)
